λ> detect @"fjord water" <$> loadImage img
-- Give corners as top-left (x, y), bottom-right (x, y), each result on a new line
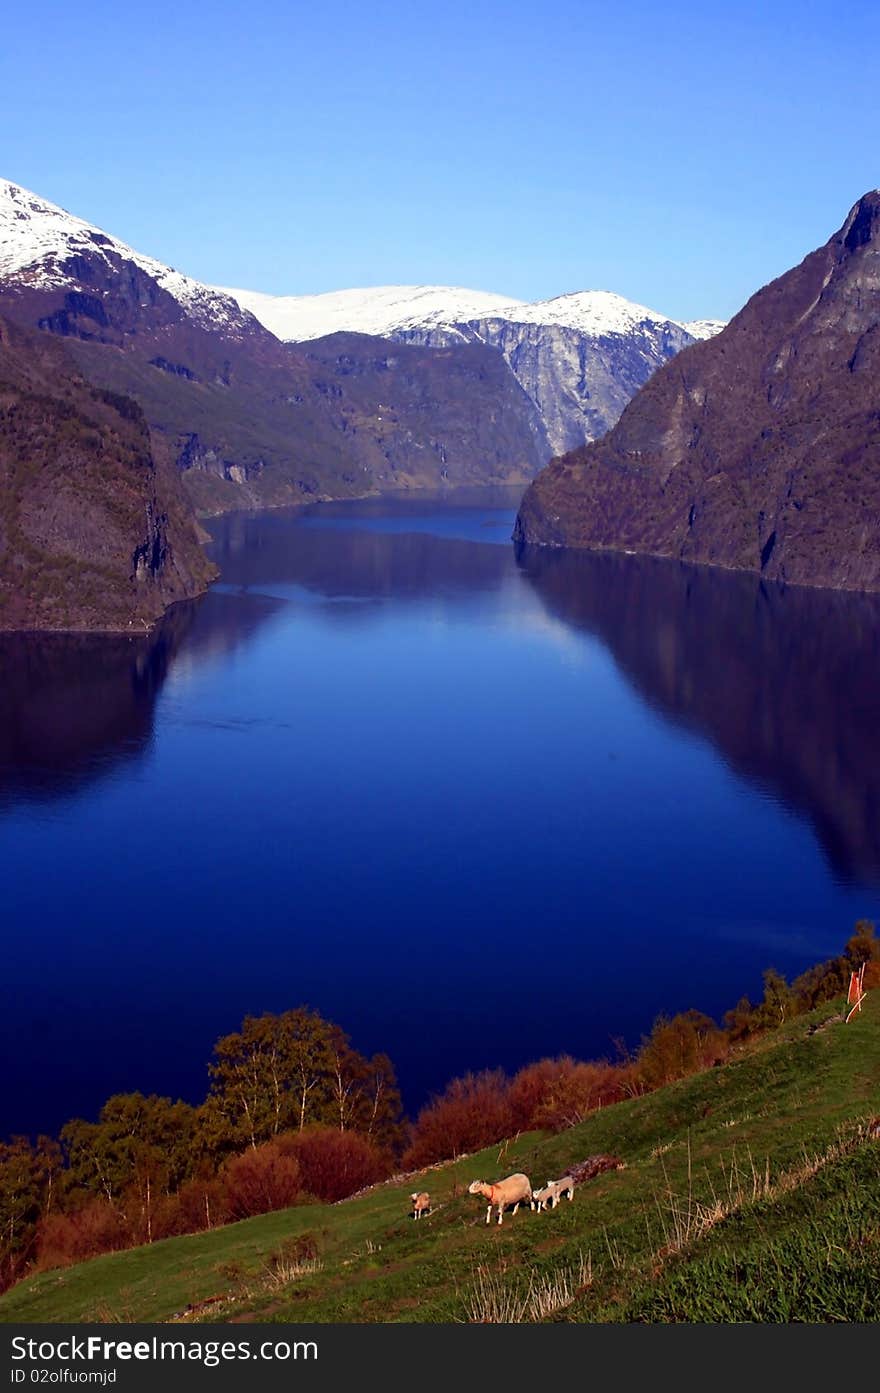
top-left (3, 492), bottom-right (880, 1137)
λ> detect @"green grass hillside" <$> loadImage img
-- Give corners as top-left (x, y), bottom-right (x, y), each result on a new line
top-left (2, 996), bottom-right (878, 1324)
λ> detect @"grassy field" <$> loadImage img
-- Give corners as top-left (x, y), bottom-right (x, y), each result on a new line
top-left (2, 994), bottom-right (878, 1324)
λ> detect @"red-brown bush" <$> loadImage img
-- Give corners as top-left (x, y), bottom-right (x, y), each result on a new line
top-left (287, 1126), bottom-right (390, 1203)
top-left (507, 1058), bottom-right (565, 1131)
top-left (36, 1199), bottom-right (130, 1270)
top-left (223, 1138), bottom-right (303, 1220)
top-left (150, 1177), bottom-right (229, 1239)
top-left (531, 1059), bottom-right (626, 1131)
top-left (862, 959), bottom-right (880, 990)
top-left (402, 1069), bottom-right (513, 1168)
top-left (177, 1176), bottom-right (229, 1232)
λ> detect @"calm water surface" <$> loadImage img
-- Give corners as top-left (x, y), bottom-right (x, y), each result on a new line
top-left (3, 491), bottom-right (880, 1136)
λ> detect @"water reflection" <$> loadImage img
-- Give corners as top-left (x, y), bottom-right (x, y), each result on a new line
top-left (4, 501), bottom-right (880, 1138)
top-left (5, 512), bottom-right (880, 889)
top-left (518, 545), bottom-right (880, 884)
top-left (0, 589), bottom-right (281, 806)
top-left (207, 504), bottom-right (514, 603)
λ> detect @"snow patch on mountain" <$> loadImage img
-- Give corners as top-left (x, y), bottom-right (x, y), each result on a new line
top-left (218, 284), bottom-right (524, 344)
top-left (490, 290), bottom-right (677, 337)
top-left (0, 178), bottom-right (256, 337)
top-left (682, 319), bottom-right (726, 341)
top-left (221, 281), bottom-right (725, 347)
top-left (219, 284), bottom-right (726, 456)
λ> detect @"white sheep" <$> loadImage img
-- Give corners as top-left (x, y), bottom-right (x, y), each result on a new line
top-left (554, 1174), bottom-right (575, 1203)
top-left (531, 1175), bottom-right (575, 1211)
top-left (530, 1183), bottom-right (555, 1212)
top-left (468, 1173), bottom-right (532, 1225)
top-left (410, 1191), bottom-right (431, 1219)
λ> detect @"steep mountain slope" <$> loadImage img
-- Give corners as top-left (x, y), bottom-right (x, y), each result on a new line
top-left (0, 315), bottom-right (214, 630)
top-left (2, 995), bottom-right (877, 1323)
top-left (397, 293), bottom-right (711, 454)
top-left (225, 282), bottom-right (724, 455)
top-left (516, 192), bottom-right (880, 593)
top-left (0, 180), bottom-right (258, 340)
top-left (0, 181), bottom-right (547, 512)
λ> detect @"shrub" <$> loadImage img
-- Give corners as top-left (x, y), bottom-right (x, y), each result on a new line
top-left (287, 1127), bottom-right (389, 1203)
top-left (508, 1056), bottom-right (626, 1132)
top-left (150, 1177), bottom-right (229, 1239)
top-left (862, 959), bottom-right (880, 990)
top-left (637, 1011), bottom-right (727, 1091)
top-left (274, 1232), bottom-right (320, 1264)
top-left (507, 1059), bottom-right (565, 1131)
top-left (845, 920), bottom-right (879, 969)
top-left (36, 1199), bottom-right (130, 1270)
top-left (724, 996), bottom-right (756, 1042)
top-left (534, 1061), bottom-right (626, 1132)
top-left (175, 1176), bottom-right (229, 1232)
top-left (223, 1139), bottom-right (303, 1220)
top-left (403, 1070), bottom-right (513, 1168)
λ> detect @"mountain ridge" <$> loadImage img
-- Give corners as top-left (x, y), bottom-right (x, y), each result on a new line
top-left (0, 177), bottom-right (725, 506)
top-left (515, 190), bottom-right (880, 593)
top-left (219, 281), bottom-right (724, 345)
top-left (0, 178), bottom-right (258, 340)
top-left (0, 179), bottom-right (549, 515)
top-left (222, 283), bottom-right (725, 455)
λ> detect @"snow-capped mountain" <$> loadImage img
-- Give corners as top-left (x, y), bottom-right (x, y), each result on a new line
top-left (0, 174), bottom-right (724, 501)
top-left (0, 178), bottom-right (549, 511)
top-left (222, 284), bottom-right (725, 453)
top-left (220, 284), bottom-right (523, 343)
top-left (396, 294), bottom-right (725, 453)
top-left (0, 178), bottom-right (258, 339)
top-left (221, 282), bottom-right (722, 346)
top-left (682, 318), bottom-right (727, 341)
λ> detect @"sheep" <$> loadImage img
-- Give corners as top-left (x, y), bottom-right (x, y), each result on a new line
top-left (553, 1174), bottom-right (575, 1204)
top-left (410, 1191), bottom-right (431, 1219)
top-left (530, 1183), bottom-right (556, 1212)
top-left (468, 1173), bottom-right (532, 1225)
top-left (531, 1175), bottom-right (575, 1212)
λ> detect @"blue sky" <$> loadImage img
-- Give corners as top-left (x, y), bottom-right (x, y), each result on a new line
top-left (2, 0), bottom-right (878, 319)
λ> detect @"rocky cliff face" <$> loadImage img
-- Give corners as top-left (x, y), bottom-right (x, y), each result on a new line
top-left (0, 180), bottom-right (547, 513)
top-left (293, 332), bottom-right (548, 487)
top-left (0, 315), bottom-right (215, 630)
top-left (516, 192), bottom-right (880, 593)
top-left (396, 311), bottom-right (697, 455)
top-left (226, 281), bottom-right (723, 459)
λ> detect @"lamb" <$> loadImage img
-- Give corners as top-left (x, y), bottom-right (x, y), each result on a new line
top-left (530, 1183), bottom-right (556, 1212)
top-left (553, 1173), bottom-right (575, 1204)
top-left (410, 1191), bottom-right (431, 1219)
top-left (531, 1174), bottom-right (575, 1212)
top-left (468, 1173), bottom-right (532, 1225)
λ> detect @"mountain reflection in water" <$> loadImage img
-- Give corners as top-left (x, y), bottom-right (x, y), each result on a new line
top-left (2, 495), bottom-right (879, 1139)
top-left (0, 591), bottom-right (282, 807)
top-left (518, 546), bottom-right (880, 885)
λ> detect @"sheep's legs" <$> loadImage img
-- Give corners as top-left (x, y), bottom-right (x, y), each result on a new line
top-left (485, 1205), bottom-right (492, 1225)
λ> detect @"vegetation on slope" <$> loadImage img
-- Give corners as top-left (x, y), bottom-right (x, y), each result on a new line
top-left (1, 987), bottom-right (877, 1324)
top-left (0, 315), bottom-right (213, 630)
